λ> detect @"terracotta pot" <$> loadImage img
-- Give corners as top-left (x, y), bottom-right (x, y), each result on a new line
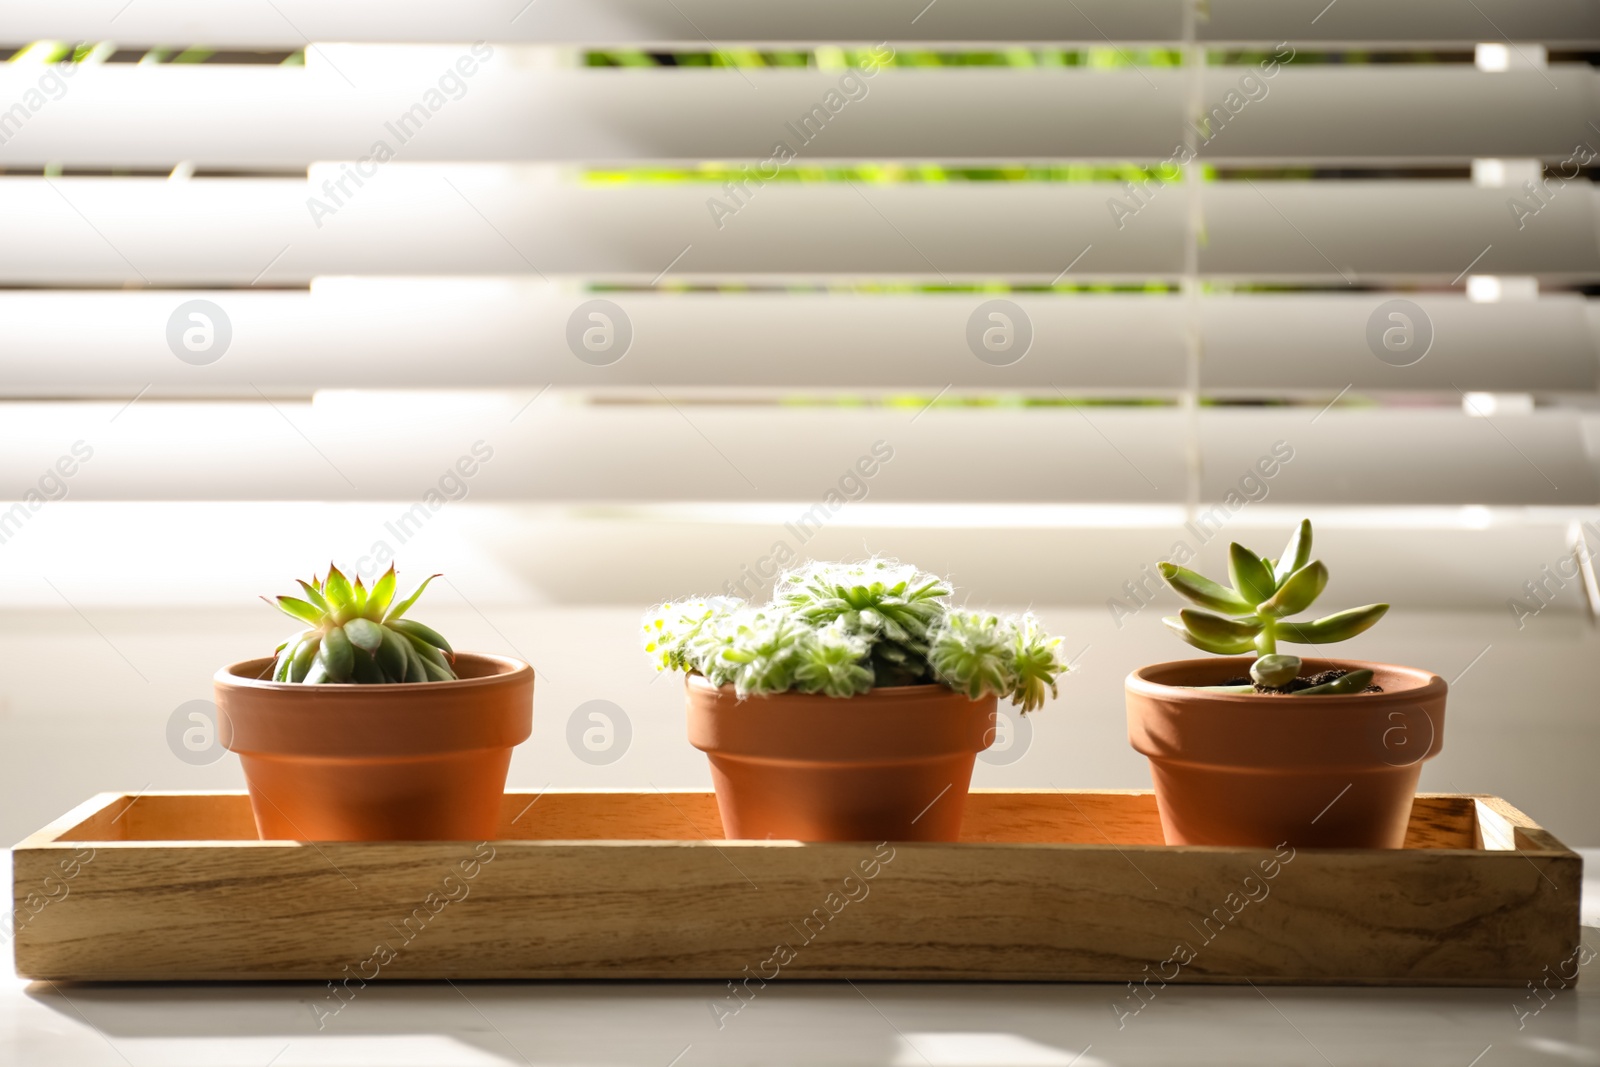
top-left (1126, 657), bottom-right (1446, 849)
top-left (215, 652), bottom-right (533, 842)
top-left (685, 676), bottom-right (996, 842)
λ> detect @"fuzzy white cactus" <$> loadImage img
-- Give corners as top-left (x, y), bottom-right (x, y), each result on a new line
top-left (642, 559), bottom-right (1069, 711)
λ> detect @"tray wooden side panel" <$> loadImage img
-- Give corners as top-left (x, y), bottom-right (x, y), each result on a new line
top-left (11, 791), bottom-right (1580, 985)
top-left (37, 789), bottom-right (1481, 847)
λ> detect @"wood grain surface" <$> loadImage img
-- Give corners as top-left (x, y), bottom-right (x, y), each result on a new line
top-left (11, 790), bottom-right (1582, 985)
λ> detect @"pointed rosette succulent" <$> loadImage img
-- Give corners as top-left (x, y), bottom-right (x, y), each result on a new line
top-left (1158, 519), bottom-right (1388, 694)
top-left (265, 564), bottom-right (457, 684)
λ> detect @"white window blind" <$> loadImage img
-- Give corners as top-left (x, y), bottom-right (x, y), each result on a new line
top-left (3, 2), bottom-right (1599, 608)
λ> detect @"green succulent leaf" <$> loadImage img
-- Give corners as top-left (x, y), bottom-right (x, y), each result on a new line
top-left (1257, 560), bottom-right (1328, 619)
top-left (1273, 519), bottom-right (1313, 586)
top-left (349, 647), bottom-right (383, 684)
top-left (323, 565), bottom-right (355, 615)
top-left (1250, 653), bottom-right (1302, 687)
top-left (386, 574), bottom-right (441, 623)
top-left (1278, 603), bottom-right (1389, 644)
top-left (1162, 615), bottom-right (1256, 655)
top-left (295, 580), bottom-right (330, 614)
top-left (272, 639), bottom-right (297, 682)
top-left (376, 625), bottom-right (410, 681)
top-left (404, 632), bottom-right (458, 680)
top-left (401, 631), bottom-right (430, 682)
top-left (1157, 562), bottom-right (1254, 615)
top-left (1179, 608), bottom-right (1262, 644)
top-left (1227, 543), bottom-right (1277, 606)
top-left (1293, 668), bottom-right (1375, 695)
top-left (343, 617), bottom-right (384, 653)
top-left (389, 618), bottom-right (453, 654)
top-left (273, 596), bottom-right (323, 627)
top-left (320, 623), bottom-right (354, 681)
top-left (289, 634), bottom-right (320, 682)
top-left (351, 577), bottom-right (369, 615)
top-left (367, 565), bottom-right (397, 620)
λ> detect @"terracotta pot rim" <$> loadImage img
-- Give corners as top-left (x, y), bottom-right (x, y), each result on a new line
top-left (684, 674), bottom-right (972, 703)
top-left (1126, 656), bottom-right (1444, 706)
top-left (216, 651), bottom-right (532, 693)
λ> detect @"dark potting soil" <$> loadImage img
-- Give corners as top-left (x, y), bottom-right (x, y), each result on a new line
top-left (1218, 668), bottom-right (1384, 695)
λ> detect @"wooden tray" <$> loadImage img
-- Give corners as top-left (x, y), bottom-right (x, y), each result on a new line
top-left (11, 789), bottom-right (1581, 985)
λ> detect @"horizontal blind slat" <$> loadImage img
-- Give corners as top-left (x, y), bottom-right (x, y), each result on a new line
top-left (0, 288), bottom-right (1593, 395)
top-left (4, 0), bottom-right (1594, 47)
top-left (0, 401), bottom-right (1190, 504)
top-left (2, 65), bottom-right (1593, 167)
top-left (0, 402), bottom-right (1591, 505)
top-left (1199, 410), bottom-right (1598, 506)
top-left (1200, 295), bottom-right (1600, 393)
top-left (1203, 0), bottom-right (1600, 48)
top-left (1, 176), bottom-right (1593, 284)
